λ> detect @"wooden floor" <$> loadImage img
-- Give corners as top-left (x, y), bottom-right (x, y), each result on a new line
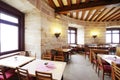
top-left (63, 53), bottom-right (111, 80)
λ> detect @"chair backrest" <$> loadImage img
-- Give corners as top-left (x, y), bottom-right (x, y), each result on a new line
top-left (111, 62), bottom-right (120, 80)
top-left (116, 47), bottom-right (120, 57)
top-left (97, 56), bottom-right (103, 67)
top-left (42, 50), bottom-right (52, 60)
top-left (92, 51), bottom-right (97, 60)
top-left (93, 49), bottom-right (109, 54)
top-left (0, 66), bottom-right (7, 80)
top-left (57, 50), bottom-right (64, 56)
top-left (54, 56), bottom-right (64, 61)
top-left (36, 71), bottom-right (52, 80)
top-left (16, 67), bottom-right (30, 80)
top-left (54, 50), bottom-right (64, 61)
top-left (84, 47), bottom-right (90, 52)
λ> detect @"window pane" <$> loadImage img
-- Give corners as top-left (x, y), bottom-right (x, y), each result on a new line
top-left (106, 34), bottom-right (111, 43)
top-left (70, 34), bottom-right (75, 43)
top-left (106, 31), bottom-right (111, 33)
top-left (71, 30), bottom-right (75, 33)
top-left (113, 34), bottom-right (119, 43)
top-left (68, 34), bottom-right (70, 43)
top-left (112, 30), bottom-right (119, 33)
top-left (0, 13), bottom-right (18, 23)
top-left (1, 23), bottom-right (18, 52)
top-left (68, 30), bottom-right (70, 33)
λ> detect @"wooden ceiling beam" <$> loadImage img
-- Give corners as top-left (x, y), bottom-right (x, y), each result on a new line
top-left (81, 11), bottom-right (85, 20)
top-left (89, 9), bottom-right (101, 21)
top-left (85, 0), bottom-right (90, 3)
top-left (107, 12), bottom-right (120, 21)
top-left (98, 7), bottom-right (116, 21)
top-left (76, 11), bottom-right (79, 19)
top-left (55, 0), bottom-right (120, 13)
top-left (67, 0), bottom-right (72, 6)
top-left (102, 8), bottom-right (120, 21)
top-left (48, 0), bottom-right (56, 8)
top-left (106, 11), bottom-right (120, 21)
top-left (85, 10), bottom-right (91, 21)
top-left (58, 0), bottom-right (64, 7)
top-left (69, 12), bottom-right (73, 18)
top-left (76, 0), bottom-right (81, 5)
top-left (111, 14), bottom-right (120, 21)
top-left (94, 8), bottom-right (107, 21)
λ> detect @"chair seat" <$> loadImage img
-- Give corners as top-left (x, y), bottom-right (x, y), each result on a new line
top-left (0, 69), bottom-right (15, 80)
top-left (86, 52), bottom-right (90, 55)
top-left (103, 65), bottom-right (111, 72)
top-left (102, 60), bottom-right (109, 65)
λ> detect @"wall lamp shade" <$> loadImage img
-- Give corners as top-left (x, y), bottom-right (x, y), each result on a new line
top-left (92, 35), bottom-right (97, 38)
top-left (55, 33), bottom-right (61, 38)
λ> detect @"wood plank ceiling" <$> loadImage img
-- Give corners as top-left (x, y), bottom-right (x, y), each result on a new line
top-left (46, 0), bottom-right (120, 22)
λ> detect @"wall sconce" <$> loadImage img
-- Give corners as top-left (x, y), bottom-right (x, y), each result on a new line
top-left (92, 35), bottom-right (97, 38)
top-left (54, 33), bottom-right (61, 38)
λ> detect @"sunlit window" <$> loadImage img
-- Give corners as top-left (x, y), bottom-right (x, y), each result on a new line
top-left (68, 27), bottom-right (77, 44)
top-left (0, 12), bottom-right (19, 53)
top-left (1, 23), bottom-right (18, 52)
top-left (0, 1), bottom-right (24, 55)
top-left (1, 13), bottom-right (18, 23)
top-left (106, 28), bottom-right (120, 44)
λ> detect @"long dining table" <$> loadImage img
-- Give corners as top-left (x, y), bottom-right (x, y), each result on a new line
top-left (98, 54), bottom-right (120, 65)
top-left (0, 55), bottom-right (35, 68)
top-left (90, 49), bottom-right (109, 63)
top-left (21, 59), bottom-right (66, 80)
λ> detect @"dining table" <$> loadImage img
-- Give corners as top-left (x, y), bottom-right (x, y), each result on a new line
top-left (0, 55), bottom-right (35, 68)
top-left (21, 59), bottom-right (66, 80)
top-left (98, 54), bottom-right (120, 65)
top-left (90, 49), bottom-right (109, 63)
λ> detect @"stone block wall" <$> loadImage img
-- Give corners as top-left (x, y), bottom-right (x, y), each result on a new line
top-left (84, 22), bottom-right (106, 44)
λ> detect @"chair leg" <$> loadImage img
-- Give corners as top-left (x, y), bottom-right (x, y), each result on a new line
top-left (98, 68), bottom-right (100, 76)
top-left (85, 53), bottom-right (86, 59)
top-left (92, 63), bottom-right (94, 68)
top-left (95, 64), bottom-right (98, 73)
top-left (102, 70), bottom-right (104, 80)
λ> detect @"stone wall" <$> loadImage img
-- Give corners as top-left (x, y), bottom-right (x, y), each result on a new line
top-left (84, 22), bottom-right (106, 44)
top-left (25, 11), bottom-right (41, 59)
top-left (28, 0), bottom-right (68, 54)
top-left (84, 21), bottom-right (120, 45)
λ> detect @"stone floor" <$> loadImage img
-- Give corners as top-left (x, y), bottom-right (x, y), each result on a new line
top-left (63, 53), bottom-right (111, 80)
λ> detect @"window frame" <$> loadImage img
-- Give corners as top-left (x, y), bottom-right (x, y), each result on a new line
top-left (68, 27), bottom-right (77, 44)
top-left (106, 28), bottom-right (120, 44)
top-left (0, 1), bottom-right (24, 55)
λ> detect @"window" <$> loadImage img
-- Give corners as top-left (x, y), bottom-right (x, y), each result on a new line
top-left (106, 28), bottom-right (120, 44)
top-left (0, 1), bottom-right (24, 55)
top-left (68, 27), bottom-right (77, 44)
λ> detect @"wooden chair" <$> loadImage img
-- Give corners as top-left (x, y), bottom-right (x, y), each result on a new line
top-left (97, 56), bottom-right (111, 80)
top-left (16, 67), bottom-right (34, 80)
top-left (111, 62), bottom-right (120, 80)
top-left (84, 46), bottom-right (90, 59)
top-left (91, 51), bottom-right (98, 72)
top-left (90, 49), bottom-right (109, 63)
top-left (36, 71), bottom-right (52, 80)
top-left (42, 50), bottom-right (52, 60)
top-left (0, 66), bottom-right (15, 80)
top-left (54, 51), bottom-right (65, 61)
